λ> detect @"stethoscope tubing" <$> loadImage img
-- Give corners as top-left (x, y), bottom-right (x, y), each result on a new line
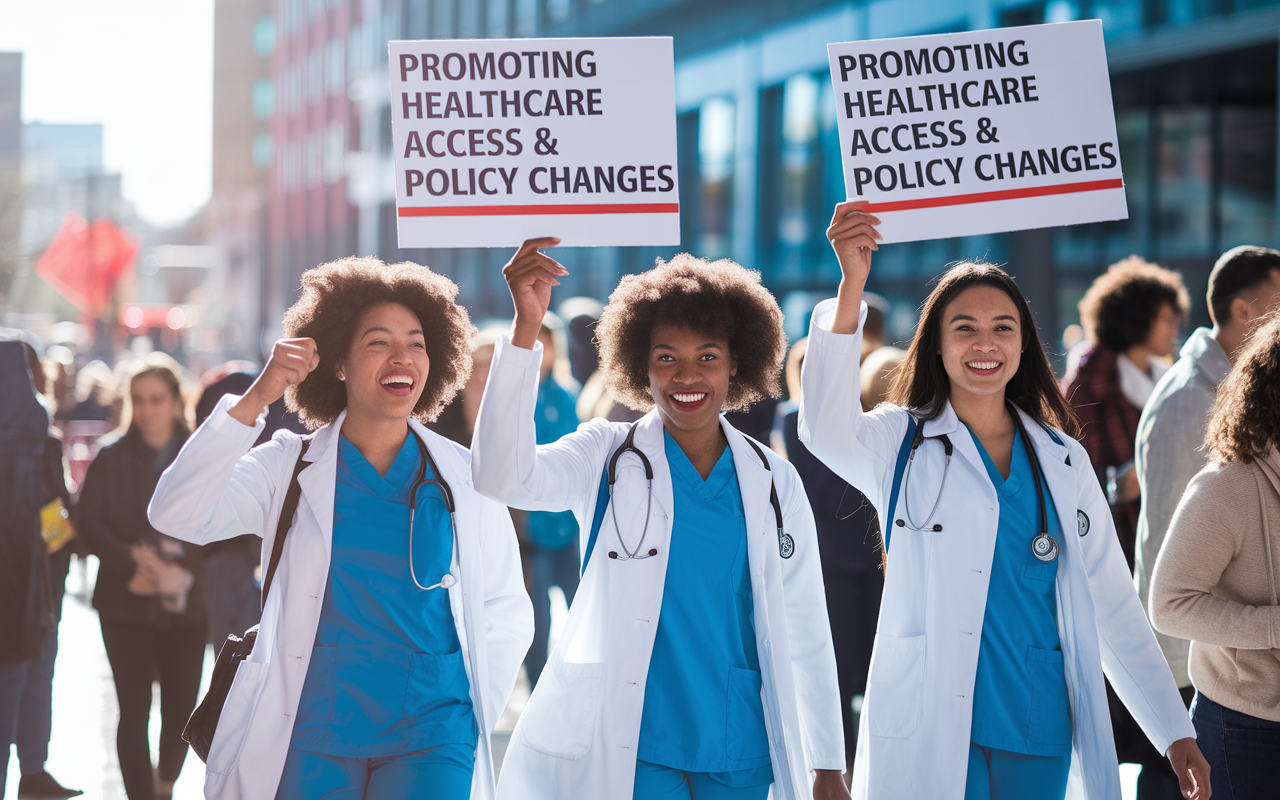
top-left (406, 431), bottom-right (460, 590)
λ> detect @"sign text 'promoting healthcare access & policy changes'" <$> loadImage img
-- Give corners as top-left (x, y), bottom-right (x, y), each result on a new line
top-left (827, 20), bottom-right (1127, 243)
top-left (388, 37), bottom-right (680, 248)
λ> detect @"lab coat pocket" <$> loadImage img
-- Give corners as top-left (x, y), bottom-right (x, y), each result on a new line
top-left (1026, 647), bottom-right (1072, 746)
top-left (867, 634), bottom-right (926, 739)
top-left (407, 650), bottom-right (471, 718)
top-left (205, 660), bottom-right (266, 776)
top-left (726, 667), bottom-right (770, 760)
top-left (519, 659), bottom-right (604, 760)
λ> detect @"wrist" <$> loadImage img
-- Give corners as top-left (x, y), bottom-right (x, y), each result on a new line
top-left (510, 316), bottom-right (541, 351)
top-left (228, 389), bottom-right (267, 427)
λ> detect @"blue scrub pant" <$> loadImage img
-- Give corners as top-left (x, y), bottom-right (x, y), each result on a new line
top-left (964, 743), bottom-right (1070, 800)
top-left (633, 760), bottom-right (771, 800)
top-left (275, 742), bottom-right (475, 800)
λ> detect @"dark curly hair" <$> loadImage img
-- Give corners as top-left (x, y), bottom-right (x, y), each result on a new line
top-left (595, 253), bottom-right (784, 412)
top-left (887, 261), bottom-right (1081, 438)
top-left (282, 257), bottom-right (476, 429)
top-left (1205, 309), bottom-right (1280, 464)
top-left (1078, 256), bottom-right (1189, 352)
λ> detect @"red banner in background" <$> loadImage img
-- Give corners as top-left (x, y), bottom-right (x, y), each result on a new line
top-left (35, 213), bottom-right (138, 319)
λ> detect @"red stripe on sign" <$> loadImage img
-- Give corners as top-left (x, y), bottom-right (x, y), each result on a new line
top-left (398, 203), bottom-right (679, 217)
top-left (859, 178), bottom-right (1125, 213)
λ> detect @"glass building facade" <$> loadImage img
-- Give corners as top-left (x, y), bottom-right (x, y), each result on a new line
top-left (261, 0), bottom-right (1280, 352)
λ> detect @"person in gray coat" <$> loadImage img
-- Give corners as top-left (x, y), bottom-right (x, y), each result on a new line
top-left (1134, 245), bottom-right (1280, 695)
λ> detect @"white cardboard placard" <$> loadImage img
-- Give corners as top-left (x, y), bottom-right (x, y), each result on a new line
top-left (388, 37), bottom-right (679, 248)
top-left (827, 20), bottom-right (1127, 243)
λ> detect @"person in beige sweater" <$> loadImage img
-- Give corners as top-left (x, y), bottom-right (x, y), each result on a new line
top-left (1151, 307), bottom-right (1280, 800)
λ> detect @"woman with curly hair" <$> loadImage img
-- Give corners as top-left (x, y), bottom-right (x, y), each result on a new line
top-left (472, 239), bottom-right (847, 800)
top-left (147, 257), bottom-right (533, 800)
top-left (1152, 308), bottom-right (1280, 799)
top-left (799, 203), bottom-right (1207, 800)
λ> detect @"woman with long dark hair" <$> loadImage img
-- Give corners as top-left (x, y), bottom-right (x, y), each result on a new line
top-left (79, 356), bottom-right (204, 800)
top-left (798, 202), bottom-right (1209, 800)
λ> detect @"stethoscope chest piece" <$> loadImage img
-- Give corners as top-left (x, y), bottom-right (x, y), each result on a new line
top-left (778, 531), bottom-right (794, 559)
top-left (1032, 532), bottom-right (1059, 562)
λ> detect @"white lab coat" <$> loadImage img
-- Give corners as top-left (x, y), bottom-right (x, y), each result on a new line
top-left (147, 395), bottom-right (533, 800)
top-left (471, 337), bottom-right (844, 800)
top-left (798, 299), bottom-right (1195, 800)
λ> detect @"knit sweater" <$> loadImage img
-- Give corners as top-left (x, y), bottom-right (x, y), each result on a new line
top-left (1150, 449), bottom-right (1280, 722)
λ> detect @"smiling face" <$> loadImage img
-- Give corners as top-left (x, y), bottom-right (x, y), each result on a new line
top-left (938, 284), bottom-right (1024, 403)
top-left (337, 302), bottom-right (430, 424)
top-left (648, 323), bottom-right (735, 436)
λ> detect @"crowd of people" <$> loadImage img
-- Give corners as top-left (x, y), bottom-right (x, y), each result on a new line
top-left (1, 200), bottom-right (1278, 800)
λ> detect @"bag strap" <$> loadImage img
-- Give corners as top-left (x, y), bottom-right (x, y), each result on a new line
top-left (883, 416), bottom-right (918, 556)
top-left (742, 437), bottom-right (785, 534)
top-left (261, 437), bottom-right (312, 609)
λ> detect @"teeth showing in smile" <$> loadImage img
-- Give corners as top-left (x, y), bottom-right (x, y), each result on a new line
top-left (967, 361), bottom-right (1000, 370)
top-left (381, 375), bottom-right (413, 385)
top-left (671, 392), bottom-right (707, 403)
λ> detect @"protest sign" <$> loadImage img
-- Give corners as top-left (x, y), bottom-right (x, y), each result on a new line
top-left (388, 37), bottom-right (679, 248)
top-left (827, 20), bottom-right (1126, 243)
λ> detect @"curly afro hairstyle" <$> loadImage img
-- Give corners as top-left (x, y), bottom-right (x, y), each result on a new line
top-left (282, 257), bottom-right (476, 429)
top-left (1078, 256), bottom-right (1189, 352)
top-left (595, 253), bottom-right (785, 412)
top-left (1206, 308), bottom-right (1280, 464)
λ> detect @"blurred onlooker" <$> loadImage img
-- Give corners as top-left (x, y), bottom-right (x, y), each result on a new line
top-left (65, 359), bottom-right (120, 425)
top-left (14, 343), bottom-right (83, 799)
top-left (523, 313), bottom-right (582, 688)
top-left (779, 337), bottom-right (884, 769)
top-left (0, 340), bottom-right (62, 800)
top-left (193, 364), bottom-right (306, 648)
top-left (78, 355), bottom-right (204, 800)
top-left (859, 345), bottom-right (906, 413)
top-left (557, 296), bottom-right (605, 387)
top-left (1150, 308), bottom-right (1280, 800)
top-left (429, 328), bottom-right (502, 446)
top-left (1134, 247), bottom-right (1280, 701)
top-left (1062, 257), bottom-right (1190, 799)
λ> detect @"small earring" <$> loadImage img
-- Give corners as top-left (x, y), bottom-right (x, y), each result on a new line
top-left (338, 372), bottom-right (345, 381)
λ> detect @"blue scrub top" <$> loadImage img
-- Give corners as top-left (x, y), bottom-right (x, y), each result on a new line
top-left (636, 431), bottom-right (774, 787)
top-left (967, 426), bottom-right (1072, 756)
top-left (290, 433), bottom-right (477, 757)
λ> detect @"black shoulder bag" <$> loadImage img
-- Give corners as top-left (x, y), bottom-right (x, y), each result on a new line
top-left (182, 438), bottom-right (312, 762)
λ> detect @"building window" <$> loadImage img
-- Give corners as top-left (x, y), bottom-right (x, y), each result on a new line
top-left (252, 78), bottom-right (274, 120)
top-left (254, 16), bottom-right (276, 57)
top-left (547, 0), bottom-right (571, 24)
top-left (324, 121), bottom-right (345, 184)
top-left (325, 39), bottom-right (345, 97)
top-left (253, 132), bottom-right (274, 169)
top-left (514, 0), bottom-right (538, 36)
top-left (488, 0), bottom-right (511, 37)
top-left (696, 97), bottom-right (735, 259)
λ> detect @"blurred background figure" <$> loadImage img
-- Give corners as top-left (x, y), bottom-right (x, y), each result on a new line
top-left (13, 337), bottom-right (83, 800)
top-left (1133, 246), bottom-right (1280, 731)
top-left (77, 355), bottom-right (204, 800)
top-left (522, 312), bottom-right (582, 688)
top-left (429, 328), bottom-right (502, 446)
top-left (1151, 308), bottom-right (1280, 800)
top-left (193, 361), bottom-right (306, 648)
top-left (1062, 257), bottom-right (1190, 800)
top-left (0, 336), bottom-right (77, 800)
top-left (778, 335), bottom-right (889, 775)
top-left (557, 296), bottom-right (605, 388)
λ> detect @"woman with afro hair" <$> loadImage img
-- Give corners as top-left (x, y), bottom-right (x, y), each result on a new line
top-left (147, 257), bottom-right (533, 800)
top-left (472, 239), bottom-right (848, 800)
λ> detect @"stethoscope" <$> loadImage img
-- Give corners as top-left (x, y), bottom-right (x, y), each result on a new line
top-left (895, 404), bottom-right (1058, 563)
top-left (406, 431), bottom-right (461, 590)
top-left (604, 424), bottom-right (790, 561)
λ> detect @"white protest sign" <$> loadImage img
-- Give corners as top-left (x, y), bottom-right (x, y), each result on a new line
top-left (388, 37), bottom-right (679, 248)
top-left (828, 20), bottom-right (1126, 243)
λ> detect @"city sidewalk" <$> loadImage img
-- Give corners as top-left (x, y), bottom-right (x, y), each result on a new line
top-left (4, 561), bottom-right (531, 800)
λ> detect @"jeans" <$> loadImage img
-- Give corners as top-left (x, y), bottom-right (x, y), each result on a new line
top-left (16, 624), bottom-right (58, 774)
top-left (525, 544), bottom-right (580, 687)
top-left (0, 659), bottom-right (30, 797)
top-left (100, 620), bottom-right (206, 800)
top-left (1191, 690), bottom-right (1280, 800)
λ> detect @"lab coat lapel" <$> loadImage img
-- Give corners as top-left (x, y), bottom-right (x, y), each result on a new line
top-left (294, 410), bottom-right (343, 559)
top-left (723, 420), bottom-right (776, 559)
